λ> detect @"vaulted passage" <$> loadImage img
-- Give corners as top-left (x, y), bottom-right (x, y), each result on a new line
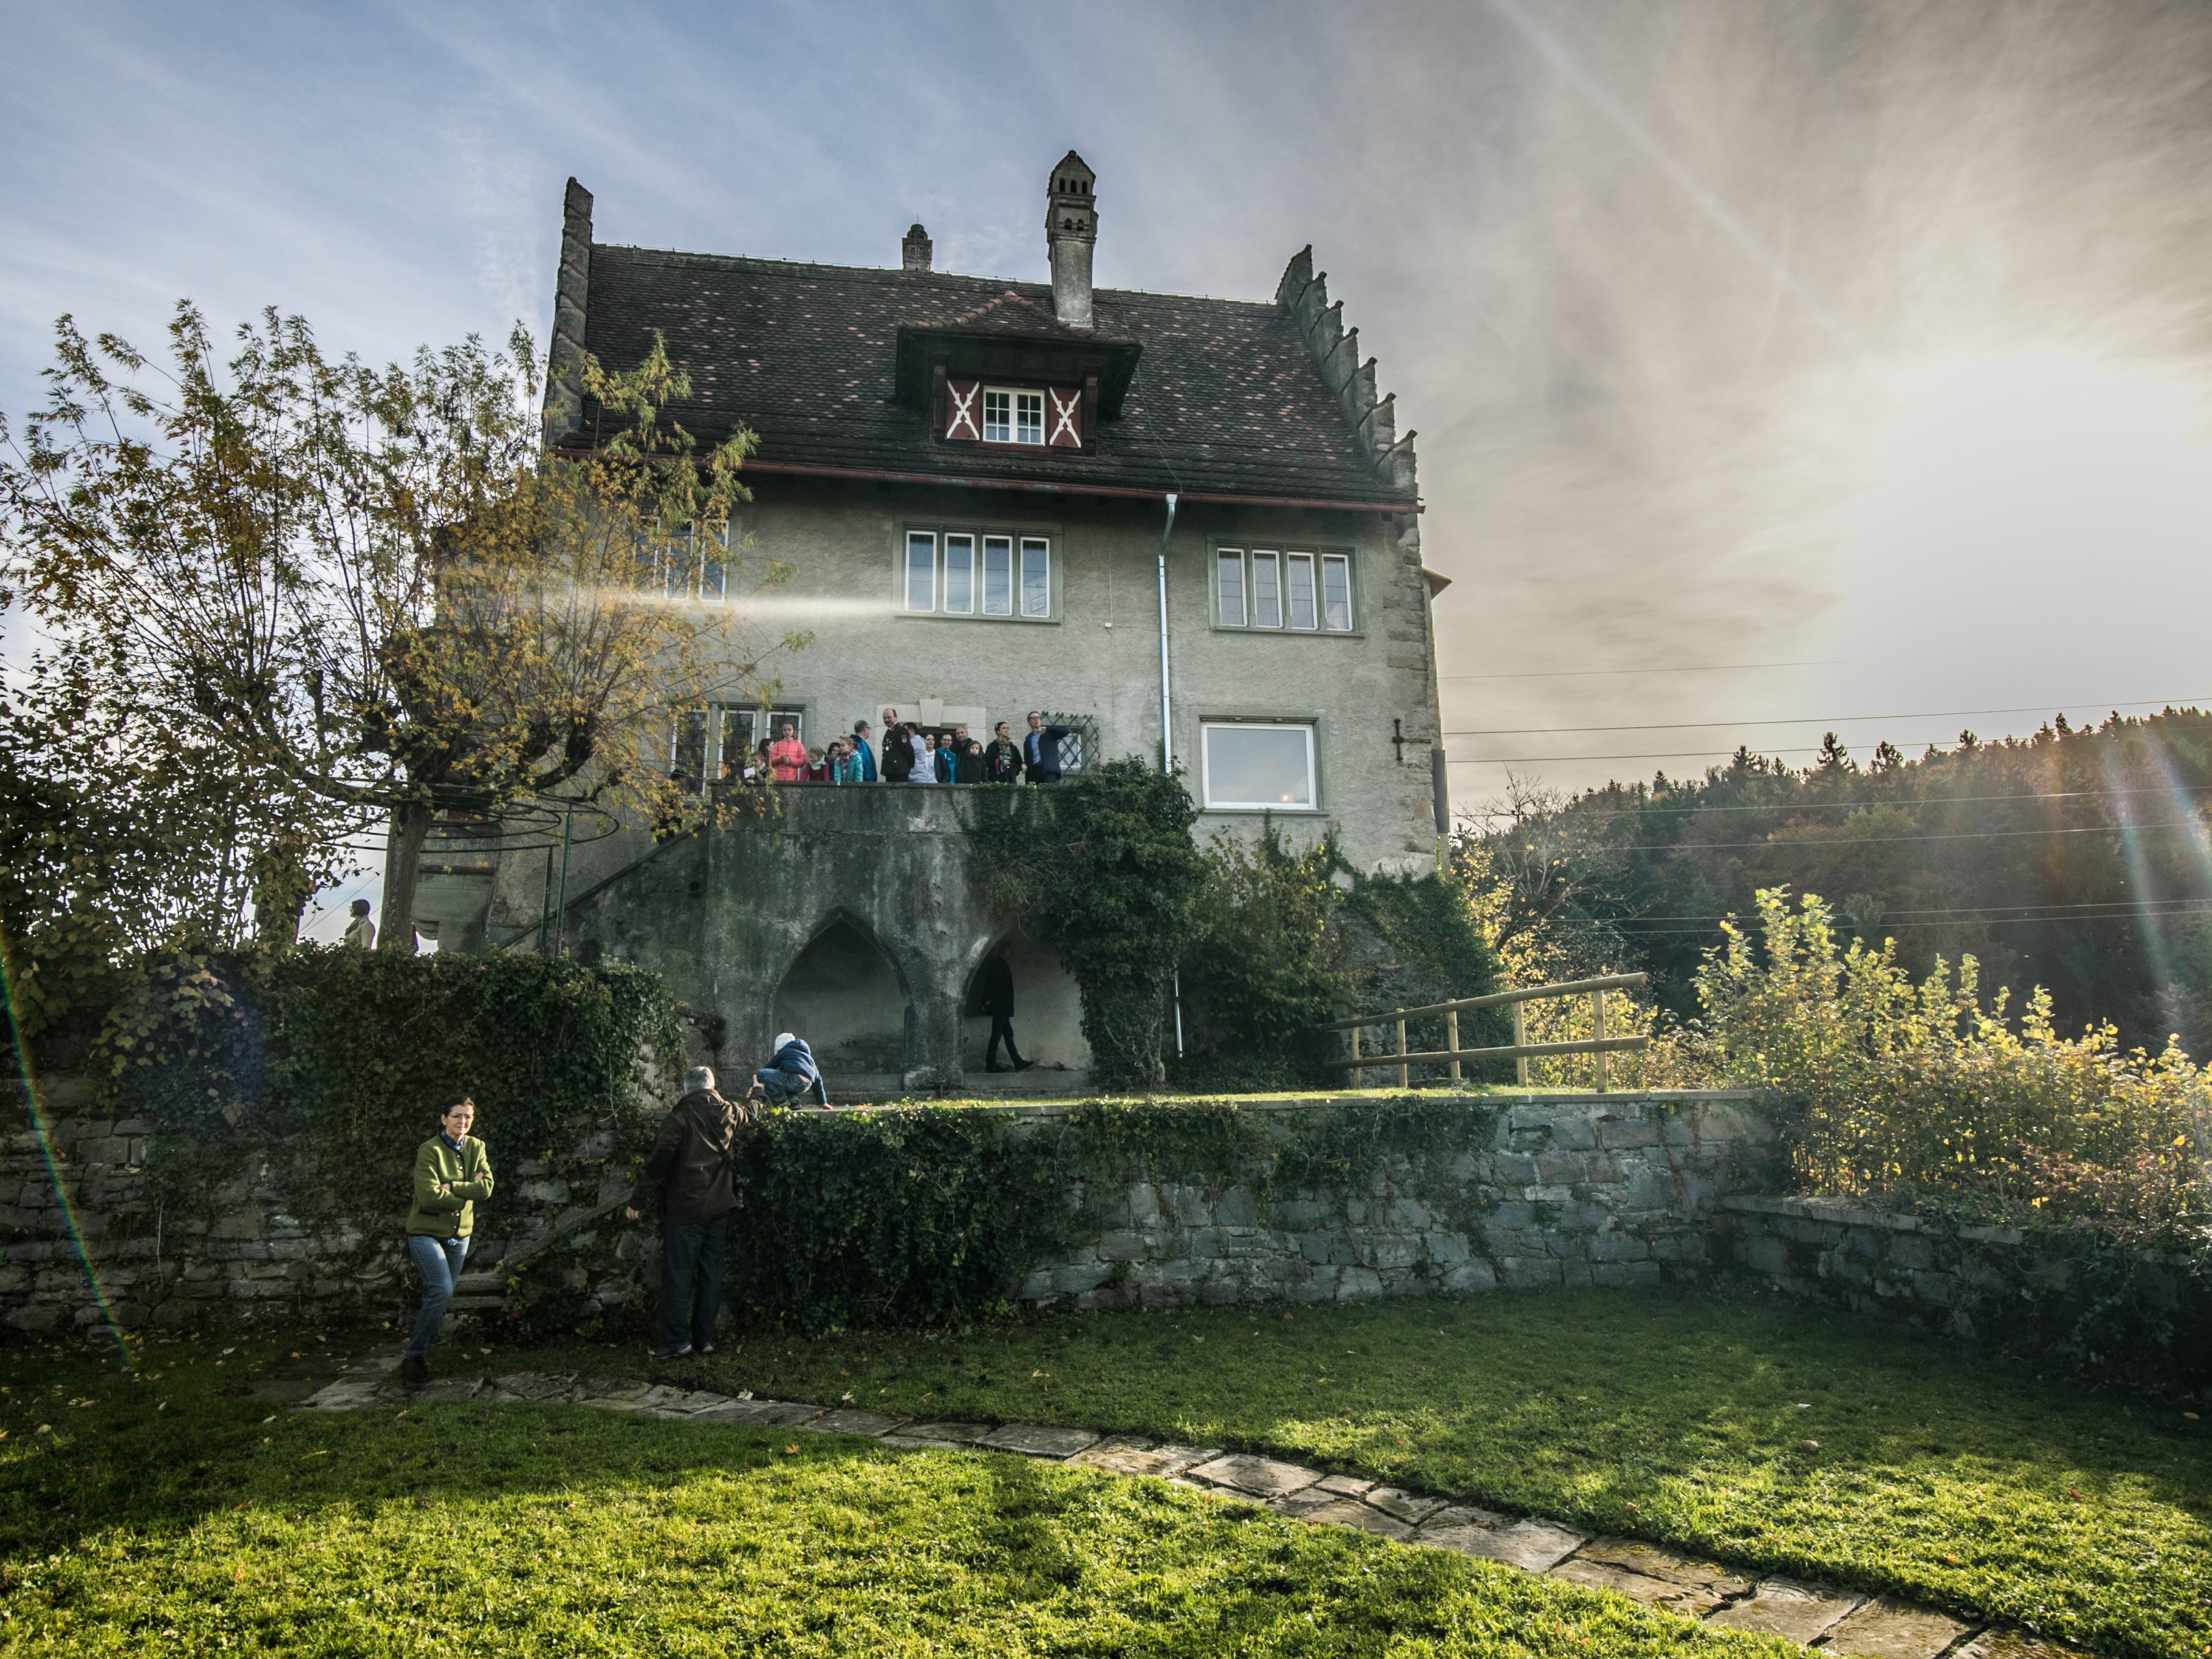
top-left (961, 930), bottom-right (1090, 1076)
top-left (773, 920), bottom-right (908, 1077)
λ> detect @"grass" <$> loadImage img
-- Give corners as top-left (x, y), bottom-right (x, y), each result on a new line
top-left (0, 1333), bottom-right (1789, 1657)
top-left (513, 1288), bottom-right (2212, 1659)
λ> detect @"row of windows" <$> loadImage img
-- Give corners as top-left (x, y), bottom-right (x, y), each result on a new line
top-left (905, 531), bottom-right (1052, 619)
top-left (1216, 548), bottom-right (1352, 632)
top-left (636, 524), bottom-right (731, 603)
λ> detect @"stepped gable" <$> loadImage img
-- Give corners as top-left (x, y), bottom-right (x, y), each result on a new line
top-left (572, 245), bottom-right (1419, 508)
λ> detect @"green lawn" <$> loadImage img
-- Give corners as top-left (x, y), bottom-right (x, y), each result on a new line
top-left (0, 1334), bottom-right (1786, 1657)
top-left (515, 1288), bottom-right (2212, 1659)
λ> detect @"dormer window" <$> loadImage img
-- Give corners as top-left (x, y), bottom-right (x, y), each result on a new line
top-left (942, 378), bottom-right (1086, 448)
top-left (984, 388), bottom-right (1045, 445)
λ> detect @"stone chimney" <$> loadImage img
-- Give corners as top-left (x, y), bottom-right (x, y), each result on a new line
top-left (542, 177), bottom-right (593, 447)
top-left (1044, 151), bottom-right (1096, 330)
top-left (902, 223), bottom-right (932, 273)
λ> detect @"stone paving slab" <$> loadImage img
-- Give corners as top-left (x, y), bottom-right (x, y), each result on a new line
top-left (881, 1433), bottom-right (981, 1452)
top-left (1549, 1557), bottom-right (1732, 1620)
top-left (1952, 1632), bottom-right (2085, 1658)
top-left (1069, 1438), bottom-right (1216, 1480)
top-left (1706, 1577), bottom-right (1864, 1644)
top-left (1418, 1502), bottom-right (1508, 1531)
top-left (1573, 1537), bottom-right (1751, 1599)
top-left (1301, 1499), bottom-right (1415, 1542)
top-left (1365, 1485), bottom-right (1447, 1525)
top-left (803, 1409), bottom-right (907, 1437)
top-left (490, 1372), bottom-right (577, 1402)
top-left (982, 1423), bottom-right (1101, 1458)
top-left (1314, 1472), bottom-right (1373, 1497)
top-left (410, 1378), bottom-right (485, 1406)
top-left (1449, 1518), bottom-right (1588, 1574)
top-left (1822, 1596), bottom-right (1977, 1659)
top-left (691, 1399), bottom-right (817, 1426)
top-left (906, 1421), bottom-right (997, 1444)
top-left (1187, 1453), bottom-right (1324, 1499)
top-left (302, 1377), bottom-right (388, 1411)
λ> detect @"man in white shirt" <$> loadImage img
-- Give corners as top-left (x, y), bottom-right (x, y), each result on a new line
top-left (343, 899), bottom-right (376, 950)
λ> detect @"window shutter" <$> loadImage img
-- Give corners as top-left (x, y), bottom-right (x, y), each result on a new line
top-left (945, 379), bottom-right (982, 442)
top-left (1047, 386), bottom-right (1083, 448)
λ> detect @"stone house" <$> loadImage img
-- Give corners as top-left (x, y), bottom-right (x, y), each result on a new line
top-left (422, 153), bottom-right (1449, 1093)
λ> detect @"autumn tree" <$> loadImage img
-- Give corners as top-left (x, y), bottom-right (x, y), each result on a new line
top-left (1, 303), bottom-right (793, 961)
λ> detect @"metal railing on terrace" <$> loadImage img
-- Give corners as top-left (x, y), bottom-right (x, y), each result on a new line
top-left (1322, 973), bottom-right (1651, 1092)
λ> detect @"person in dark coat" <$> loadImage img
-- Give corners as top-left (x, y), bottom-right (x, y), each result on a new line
top-left (880, 725), bottom-right (915, 782)
top-left (625, 1066), bottom-right (750, 1361)
top-left (954, 739), bottom-right (985, 784)
top-left (978, 942), bottom-right (1034, 1072)
top-left (755, 1032), bottom-right (829, 1107)
top-left (983, 721), bottom-right (1024, 784)
top-left (1023, 711), bottom-right (1072, 783)
top-left (850, 720), bottom-right (879, 782)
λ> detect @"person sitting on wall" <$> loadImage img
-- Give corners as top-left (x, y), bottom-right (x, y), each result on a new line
top-left (755, 1031), bottom-right (829, 1108)
top-left (954, 739), bottom-right (985, 785)
top-left (982, 721), bottom-right (1023, 784)
top-left (624, 1064), bottom-right (750, 1362)
top-left (400, 1097), bottom-right (495, 1387)
top-left (768, 721), bottom-right (808, 783)
top-left (978, 941), bottom-right (1036, 1073)
top-left (343, 897), bottom-right (376, 950)
top-left (849, 720), bottom-right (879, 782)
top-left (1023, 711), bottom-right (1072, 784)
top-left (880, 724), bottom-right (915, 782)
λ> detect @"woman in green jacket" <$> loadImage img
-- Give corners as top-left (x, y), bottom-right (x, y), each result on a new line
top-left (401, 1098), bottom-right (494, 1387)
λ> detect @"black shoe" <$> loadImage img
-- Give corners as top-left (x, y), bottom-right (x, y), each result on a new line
top-left (652, 1344), bottom-right (694, 1363)
top-left (1013, 1058), bottom-right (1036, 1071)
top-left (399, 1354), bottom-right (429, 1388)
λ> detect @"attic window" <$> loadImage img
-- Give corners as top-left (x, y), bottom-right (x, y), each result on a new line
top-left (984, 388), bottom-right (1045, 445)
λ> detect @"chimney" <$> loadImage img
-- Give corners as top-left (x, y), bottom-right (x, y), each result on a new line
top-left (543, 177), bottom-right (593, 447)
top-left (1044, 151), bottom-right (1096, 330)
top-left (901, 223), bottom-right (932, 273)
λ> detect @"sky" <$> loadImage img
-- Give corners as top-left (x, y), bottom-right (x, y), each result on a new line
top-left (7, 0), bottom-right (2212, 928)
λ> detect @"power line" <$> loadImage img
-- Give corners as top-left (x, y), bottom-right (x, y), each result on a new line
top-left (1458, 784), bottom-right (2212, 818)
top-left (1587, 898), bottom-right (2212, 925)
top-left (1487, 819), bottom-right (2211, 854)
top-left (1455, 743), bottom-right (1959, 763)
top-left (1445, 698), bottom-right (2209, 738)
top-left (1439, 659), bottom-right (1861, 682)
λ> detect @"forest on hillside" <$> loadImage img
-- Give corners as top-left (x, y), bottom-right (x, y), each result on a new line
top-left (1466, 709), bottom-right (2212, 1059)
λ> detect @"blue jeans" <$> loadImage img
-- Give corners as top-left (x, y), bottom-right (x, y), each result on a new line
top-left (405, 1234), bottom-right (468, 1359)
top-left (659, 1212), bottom-right (728, 1352)
top-left (754, 1068), bottom-right (812, 1103)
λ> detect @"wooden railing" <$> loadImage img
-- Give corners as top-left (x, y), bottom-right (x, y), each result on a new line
top-left (1320, 972), bottom-right (1650, 1092)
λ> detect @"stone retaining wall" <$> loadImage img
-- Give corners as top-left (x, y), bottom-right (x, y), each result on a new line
top-left (5, 1086), bottom-right (1769, 1334)
top-left (1015, 1092), bottom-right (1773, 1312)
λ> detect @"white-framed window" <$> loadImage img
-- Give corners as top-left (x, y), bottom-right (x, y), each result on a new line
top-left (1020, 537), bottom-right (1051, 617)
top-left (1286, 552), bottom-right (1317, 631)
top-left (1215, 546), bottom-right (1355, 632)
top-left (1200, 722), bottom-right (1318, 811)
top-left (905, 530), bottom-right (937, 612)
top-left (944, 533), bottom-right (975, 615)
top-left (707, 704), bottom-right (805, 784)
top-left (1217, 549), bottom-right (1247, 627)
top-left (636, 522), bottom-right (731, 604)
top-left (982, 386), bottom-right (1046, 445)
top-left (901, 526), bottom-right (1053, 621)
top-left (982, 535), bottom-right (1014, 616)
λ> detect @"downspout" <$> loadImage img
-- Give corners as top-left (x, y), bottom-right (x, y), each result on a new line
top-left (1157, 492), bottom-right (1185, 1059)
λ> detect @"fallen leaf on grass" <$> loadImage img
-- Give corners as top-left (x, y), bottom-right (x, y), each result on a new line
top-left (782, 1445), bottom-right (799, 1456)
top-left (1801, 1440), bottom-right (1821, 1450)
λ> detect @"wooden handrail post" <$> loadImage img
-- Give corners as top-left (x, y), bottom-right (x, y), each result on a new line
top-left (1396, 1012), bottom-right (1408, 1088)
top-left (1351, 1020), bottom-right (1363, 1086)
top-left (1593, 988), bottom-right (1609, 1092)
top-left (1447, 1009), bottom-right (1461, 1083)
top-left (1511, 1000), bottom-right (1527, 1086)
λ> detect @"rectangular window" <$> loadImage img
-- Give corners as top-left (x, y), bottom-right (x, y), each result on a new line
top-left (700, 528), bottom-right (727, 604)
top-left (1020, 537), bottom-right (1050, 617)
top-left (943, 533), bottom-right (975, 614)
top-left (1286, 553), bottom-right (1317, 631)
top-left (983, 390), bottom-right (1012, 443)
top-left (1251, 551), bottom-right (1282, 629)
top-left (905, 531), bottom-right (936, 612)
top-left (1216, 549), bottom-right (1247, 627)
top-left (1201, 722), bottom-right (1317, 811)
top-left (671, 709), bottom-right (708, 791)
top-left (981, 387), bottom-right (1047, 444)
top-left (634, 533), bottom-right (660, 593)
top-left (1014, 391), bottom-right (1044, 445)
top-left (982, 535), bottom-right (1014, 616)
top-left (1320, 553), bottom-right (1351, 631)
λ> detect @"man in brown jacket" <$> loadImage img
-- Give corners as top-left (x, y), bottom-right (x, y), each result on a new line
top-left (625, 1066), bottom-right (750, 1360)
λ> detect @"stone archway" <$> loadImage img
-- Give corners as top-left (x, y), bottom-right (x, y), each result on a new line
top-left (960, 929), bottom-right (1090, 1077)
top-left (772, 915), bottom-right (911, 1082)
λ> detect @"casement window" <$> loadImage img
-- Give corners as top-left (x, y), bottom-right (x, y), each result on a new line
top-left (637, 523), bottom-right (731, 604)
top-left (903, 526), bottom-right (1052, 621)
top-left (670, 705), bottom-right (805, 791)
top-left (1200, 722), bottom-right (1318, 811)
top-left (944, 380), bottom-right (1083, 448)
top-left (982, 388), bottom-right (1045, 445)
top-left (1214, 546), bottom-right (1355, 632)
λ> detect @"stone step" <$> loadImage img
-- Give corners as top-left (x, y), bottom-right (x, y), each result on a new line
top-left (443, 1295), bottom-right (505, 1312)
top-left (454, 1273), bottom-right (503, 1296)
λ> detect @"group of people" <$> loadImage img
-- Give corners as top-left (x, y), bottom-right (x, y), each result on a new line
top-left (399, 1034), bottom-right (832, 1383)
top-left (715, 709), bottom-right (1073, 790)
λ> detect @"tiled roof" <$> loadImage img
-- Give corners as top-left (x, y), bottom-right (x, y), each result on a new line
top-left (574, 247), bottom-right (1415, 507)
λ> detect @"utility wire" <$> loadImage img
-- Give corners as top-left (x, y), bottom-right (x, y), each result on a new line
top-left (1484, 819), bottom-right (2211, 854)
top-left (1439, 659), bottom-right (1862, 681)
top-left (1445, 697), bottom-right (2208, 737)
top-left (1459, 784), bottom-right (2212, 818)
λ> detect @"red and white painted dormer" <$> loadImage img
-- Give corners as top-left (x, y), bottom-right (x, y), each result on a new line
top-left (941, 379), bottom-right (1086, 448)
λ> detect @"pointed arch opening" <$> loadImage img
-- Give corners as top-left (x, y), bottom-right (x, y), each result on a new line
top-left (961, 928), bottom-right (1090, 1077)
top-left (773, 915), bottom-right (910, 1078)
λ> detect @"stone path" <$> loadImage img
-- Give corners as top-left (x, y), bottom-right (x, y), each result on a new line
top-left (302, 1353), bottom-right (2081, 1659)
